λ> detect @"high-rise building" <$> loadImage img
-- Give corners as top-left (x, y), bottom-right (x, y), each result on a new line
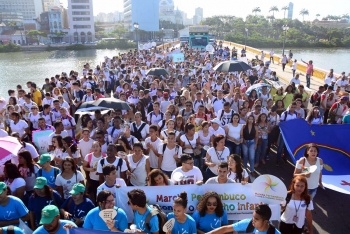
top-left (42, 0), bottom-right (61, 12)
top-left (123, 0), bottom-right (159, 32)
top-left (195, 7), bottom-right (203, 19)
top-left (0, 0), bottom-right (43, 20)
top-left (288, 2), bottom-right (293, 19)
top-left (68, 0), bottom-right (95, 43)
top-left (0, 10), bottom-right (24, 27)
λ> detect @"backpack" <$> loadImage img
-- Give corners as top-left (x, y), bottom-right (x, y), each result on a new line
top-left (89, 81), bottom-right (98, 92)
top-left (281, 191), bottom-right (310, 214)
top-left (87, 153), bottom-right (106, 165)
top-left (162, 143), bottom-right (180, 155)
top-left (219, 109), bottom-right (234, 123)
top-left (246, 219), bottom-right (276, 234)
top-left (100, 158), bottom-right (123, 172)
top-left (213, 98), bottom-right (226, 104)
top-left (83, 94), bottom-right (95, 102)
top-left (149, 112), bottom-right (164, 124)
top-left (310, 92), bottom-right (321, 106)
top-left (109, 75), bottom-right (116, 90)
top-left (158, 120), bottom-right (167, 133)
top-left (194, 100), bottom-right (204, 107)
top-left (40, 111), bottom-right (54, 125)
top-left (145, 204), bottom-right (167, 234)
top-left (181, 109), bottom-right (195, 117)
top-left (38, 167), bottom-right (60, 178)
top-left (132, 122), bottom-right (147, 141)
top-left (62, 115), bottom-right (75, 138)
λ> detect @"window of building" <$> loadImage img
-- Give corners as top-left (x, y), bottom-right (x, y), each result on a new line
top-left (73, 17), bottom-right (90, 21)
top-left (72, 5), bottom-right (89, 9)
top-left (71, 0), bottom-right (89, 3)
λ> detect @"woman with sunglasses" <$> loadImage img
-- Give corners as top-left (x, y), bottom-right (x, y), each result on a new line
top-left (192, 191), bottom-right (228, 234)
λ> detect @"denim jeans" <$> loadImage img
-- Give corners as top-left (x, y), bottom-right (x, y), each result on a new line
top-left (276, 134), bottom-right (289, 161)
top-left (308, 188), bottom-right (318, 199)
top-left (225, 140), bottom-right (241, 155)
top-left (161, 169), bottom-right (173, 178)
top-left (190, 153), bottom-right (200, 168)
top-left (255, 138), bottom-right (268, 163)
top-left (306, 74), bottom-right (311, 88)
top-left (242, 139), bottom-right (255, 172)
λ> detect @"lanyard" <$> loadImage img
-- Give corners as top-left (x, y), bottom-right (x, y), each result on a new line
top-left (293, 199), bottom-right (302, 215)
top-left (215, 149), bottom-right (224, 161)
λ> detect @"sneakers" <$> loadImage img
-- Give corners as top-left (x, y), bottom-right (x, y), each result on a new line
top-left (275, 160), bottom-right (280, 166)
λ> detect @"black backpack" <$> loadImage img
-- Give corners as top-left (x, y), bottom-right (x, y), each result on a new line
top-left (100, 158), bottom-right (123, 172)
top-left (131, 122), bottom-right (147, 141)
top-left (246, 219), bottom-right (276, 234)
top-left (310, 92), bottom-right (321, 107)
top-left (281, 192), bottom-right (310, 214)
top-left (145, 204), bottom-right (167, 234)
top-left (89, 81), bottom-right (98, 92)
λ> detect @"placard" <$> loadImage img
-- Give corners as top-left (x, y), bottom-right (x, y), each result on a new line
top-left (99, 209), bottom-right (117, 222)
top-left (163, 218), bottom-right (175, 232)
top-left (252, 175), bottom-right (287, 204)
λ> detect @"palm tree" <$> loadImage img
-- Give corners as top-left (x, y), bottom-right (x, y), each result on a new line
top-left (252, 7), bottom-right (261, 15)
top-left (316, 14), bottom-right (320, 20)
top-left (281, 6), bottom-right (289, 19)
top-left (299, 9), bottom-right (309, 21)
top-left (269, 6), bottom-right (279, 17)
top-left (341, 14), bottom-right (349, 21)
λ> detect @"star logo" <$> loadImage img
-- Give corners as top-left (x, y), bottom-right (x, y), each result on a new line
top-left (310, 130), bottom-right (315, 136)
top-left (262, 175), bottom-right (278, 193)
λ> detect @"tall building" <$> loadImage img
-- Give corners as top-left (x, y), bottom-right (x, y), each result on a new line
top-left (195, 7), bottom-right (203, 19)
top-left (42, 0), bottom-right (61, 12)
top-left (0, 0), bottom-right (43, 20)
top-left (288, 2), bottom-right (293, 19)
top-left (123, 0), bottom-right (159, 32)
top-left (0, 10), bottom-right (24, 27)
top-left (68, 0), bottom-right (95, 43)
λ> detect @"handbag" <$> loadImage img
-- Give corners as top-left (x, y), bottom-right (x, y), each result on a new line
top-left (185, 135), bottom-right (201, 158)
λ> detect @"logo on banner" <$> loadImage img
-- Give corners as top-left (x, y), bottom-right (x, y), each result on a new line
top-left (252, 175), bottom-right (287, 204)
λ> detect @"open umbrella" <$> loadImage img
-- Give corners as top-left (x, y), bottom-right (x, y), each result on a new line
top-left (0, 136), bottom-right (23, 165)
top-left (78, 101), bottom-right (96, 109)
top-left (146, 68), bottom-right (169, 76)
top-left (213, 61), bottom-right (251, 72)
top-left (92, 98), bottom-right (130, 110)
top-left (245, 83), bottom-right (271, 96)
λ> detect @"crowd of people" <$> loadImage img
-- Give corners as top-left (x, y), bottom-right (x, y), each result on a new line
top-left (0, 40), bottom-right (349, 234)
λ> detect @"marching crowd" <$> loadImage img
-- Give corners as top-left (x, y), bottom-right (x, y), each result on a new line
top-left (0, 41), bottom-right (349, 234)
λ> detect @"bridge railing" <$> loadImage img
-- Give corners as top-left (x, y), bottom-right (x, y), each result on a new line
top-left (156, 40), bottom-right (180, 51)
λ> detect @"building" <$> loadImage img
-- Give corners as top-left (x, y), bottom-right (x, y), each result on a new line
top-left (123, 0), bottom-right (159, 32)
top-left (42, 0), bottom-right (61, 12)
top-left (67, 0), bottom-right (95, 43)
top-left (114, 11), bottom-right (124, 22)
top-left (0, 0), bottom-right (43, 20)
top-left (195, 7), bottom-right (203, 19)
top-left (0, 10), bottom-right (24, 28)
top-left (288, 2), bottom-right (293, 19)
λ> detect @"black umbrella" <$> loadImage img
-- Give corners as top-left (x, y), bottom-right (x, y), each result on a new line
top-left (78, 101), bottom-right (95, 109)
top-left (92, 98), bottom-right (130, 110)
top-left (213, 61), bottom-right (251, 72)
top-left (146, 68), bottom-right (169, 76)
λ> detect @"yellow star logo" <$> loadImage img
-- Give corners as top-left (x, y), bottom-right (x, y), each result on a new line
top-left (310, 130), bottom-right (315, 136)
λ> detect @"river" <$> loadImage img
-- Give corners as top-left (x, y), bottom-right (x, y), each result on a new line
top-left (0, 47), bottom-right (349, 96)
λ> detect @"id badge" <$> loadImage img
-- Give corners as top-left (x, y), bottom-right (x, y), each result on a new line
top-left (293, 215), bottom-right (299, 223)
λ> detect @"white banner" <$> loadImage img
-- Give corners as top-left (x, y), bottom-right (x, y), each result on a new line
top-left (115, 184), bottom-right (281, 223)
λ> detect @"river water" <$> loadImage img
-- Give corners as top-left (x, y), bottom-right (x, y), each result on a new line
top-left (0, 48), bottom-right (349, 96)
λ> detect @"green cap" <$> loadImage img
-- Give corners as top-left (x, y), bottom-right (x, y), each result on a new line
top-left (38, 153), bottom-right (52, 164)
top-left (34, 177), bottom-right (47, 189)
top-left (40, 205), bottom-right (59, 225)
top-left (0, 182), bottom-right (7, 194)
top-left (69, 183), bottom-right (85, 195)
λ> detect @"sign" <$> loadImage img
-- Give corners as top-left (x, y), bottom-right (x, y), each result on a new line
top-left (138, 43), bottom-right (143, 50)
top-left (151, 42), bottom-right (157, 47)
top-left (206, 44), bottom-right (214, 53)
top-left (99, 209), bottom-right (117, 222)
top-left (172, 53), bottom-right (184, 63)
top-left (115, 184), bottom-right (281, 222)
top-left (32, 130), bottom-right (54, 154)
top-left (252, 175), bottom-right (287, 204)
top-left (163, 218), bottom-right (175, 232)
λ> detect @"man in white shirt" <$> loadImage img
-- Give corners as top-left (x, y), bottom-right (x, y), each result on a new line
top-left (290, 74), bottom-right (301, 86)
top-left (0, 129), bottom-right (8, 137)
top-left (209, 118), bottom-right (226, 142)
top-left (82, 88), bottom-right (95, 103)
top-left (147, 102), bottom-right (164, 125)
top-left (127, 89), bottom-right (140, 105)
top-left (160, 92), bottom-right (171, 114)
top-left (209, 90), bottom-right (227, 115)
top-left (171, 154), bottom-right (203, 185)
top-left (60, 107), bottom-right (76, 137)
top-left (79, 129), bottom-right (95, 158)
top-left (96, 164), bottom-right (126, 201)
top-left (205, 162), bottom-right (235, 184)
top-left (11, 132), bottom-right (39, 163)
top-left (217, 102), bottom-right (235, 127)
top-left (269, 49), bottom-right (274, 64)
top-left (48, 121), bottom-right (69, 151)
top-left (145, 125), bottom-right (162, 170)
top-left (158, 132), bottom-right (183, 177)
top-left (193, 92), bottom-right (205, 112)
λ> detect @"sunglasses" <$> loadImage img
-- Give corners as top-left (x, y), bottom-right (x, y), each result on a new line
top-left (207, 202), bottom-right (217, 207)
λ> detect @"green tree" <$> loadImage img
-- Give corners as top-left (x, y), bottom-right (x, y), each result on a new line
top-left (26, 30), bottom-right (46, 43)
top-left (300, 9), bottom-right (309, 21)
top-left (342, 14), bottom-right (350, 21)
top-left (252, 7), bottom-right (261, 15)
top-left (281, 6), bottom-right (289, 19)
top-left (269, 6), bottom-right (279, 17)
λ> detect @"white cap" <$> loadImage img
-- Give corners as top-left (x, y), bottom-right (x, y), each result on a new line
top-left (210, 118), bottom-right (221, 125)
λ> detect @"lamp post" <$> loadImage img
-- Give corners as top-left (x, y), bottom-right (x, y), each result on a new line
top-left (133, 22), bottom-right (139, 48)
top-left (172, 29), bottom-right (174, 41)
top-left (245, 28), bottom-right (248, 46)
top-left (162, 27), bottom-right (164, 51)
top-left (282, 25), bottom-right (289, 56)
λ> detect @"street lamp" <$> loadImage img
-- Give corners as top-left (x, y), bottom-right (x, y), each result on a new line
top-left (245, 28), bottom-right (248, 46)
top-left (133, 22), bottom-right (139, 47)
top-left (162, 27), bottom-right (164, 50)
top-left (282, 25), bottom-right (289, 56)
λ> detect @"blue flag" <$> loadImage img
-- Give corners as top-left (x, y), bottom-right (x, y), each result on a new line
top-left (280, 119), bottom-right (350, 194)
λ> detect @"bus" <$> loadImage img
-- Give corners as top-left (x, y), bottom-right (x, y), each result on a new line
top-left (189, 25), bottom-right (209, 50)
top-left (180, 36), bottom-right (189, 47)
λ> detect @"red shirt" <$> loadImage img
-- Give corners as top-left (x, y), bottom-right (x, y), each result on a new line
top-left (96, 94), bottom-right (105, 100)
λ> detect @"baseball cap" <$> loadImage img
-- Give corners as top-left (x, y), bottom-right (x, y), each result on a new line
top-left (69, 183), bottom-right (85, 195)
top-left (163, 92), bottom-right (169, 98)
top-left (210, 118), bottom-right (221, 125)
top-left (0, 182), bottom-right (7, 194)
top-left (34, 177), bottom-right (47, 189)
top-left (40, 205), bottom-right (59, 225)
top-left (340, 96), bottom-right (349, 100)
top-left (38, 153), bottom-right (52, 165)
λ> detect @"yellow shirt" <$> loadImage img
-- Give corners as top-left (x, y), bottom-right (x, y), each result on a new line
top-left (283, 93), bottom-right (294, 108)
top-left (32, 90), bottom-right (42, 107)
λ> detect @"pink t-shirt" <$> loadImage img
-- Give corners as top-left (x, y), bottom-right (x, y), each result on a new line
top-left (306, 64), bottom-right (313, 75)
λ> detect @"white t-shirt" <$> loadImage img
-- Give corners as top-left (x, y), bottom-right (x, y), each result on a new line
top-left (107, 126), bottom-right (121, 143)
top-left (96, 179), bottom-right (127, 201)
top-left (212, 97), bottom-right (226, 113)
top-left (28, 112), bottom-right (40, 129)
top-left (0, 129), bottom-right (8, 137)
top-left (10, 120), bottom-right (28, 137)
top-left (227, 169), bottom-right (249, 182)
top-left (160, 130), bottom-right (180, 141)
top-left (130, 122), bottom-right (149, 140)
top-left (147, 111), bottom-right (164, 125)
top-left (48, 131), bottom-right (69, 146)
top-left (55, 171), bottom-right (85, 199)
top-left (171, 167), bottom-right (203, 185)
top-left (96, 157), bottom-right (128, 179)
top-left (158, 144), bottom-right (183, 172)
top-left (281, 199), bottom-right (314, 228)
top-left (79, 138), bottom-right (95, 159)
top-left (144, 137), bottom-right (162, 169)
top-left (84, 153), bottom-right (105, 181)
top-left (160, 100), bottom-right (171, 113)
top-left (61, 116), bottom-right (76, 137)
top-left (5, 177), bottom-right (26, 195)
top-left (197, 130), bottom-right (210, 146)
top-left (206, 147), bottom-right (230, 175)
top-left (180, 132), bottom-right (199, 154)
top-left (217, 109), bottom-right (235, 127)
top-left (11, 142), bottom-right (39, 165)
top-left (209, 126), bottom-right (226, 138)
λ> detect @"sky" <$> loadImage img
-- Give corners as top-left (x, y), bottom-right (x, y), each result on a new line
top-left (62, 0), bottom-right (349, 21)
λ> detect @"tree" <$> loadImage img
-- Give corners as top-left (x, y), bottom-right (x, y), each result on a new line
top-left (252, 7), bottom-right (261, 15)
top-left (300, 9), bottom-right (309, 21)
top-left (316, 14), bottom-right (320, 20)
top-left (281, 6), bottom-right (289, 19)
top-left (269, 6), bottom-right (279, 17)
top-left (26, 30), bottom-right (46, 43)
top-left (342, 14), bottom-right (350, 21)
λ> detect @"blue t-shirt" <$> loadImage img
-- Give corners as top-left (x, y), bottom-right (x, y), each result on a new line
top-left (232, 218), bottom-right (281, 234)
top-left (36, 167), bottom-right (61, 188)
top-left (33, 220), bottom-right (77, 234)
top-left (192, 209), bottom-right (228, 232)
top-left (343, 114), bottom-right (350, 124)
top-left (0, 196), bottom-right (28, 224)
top-left (1, 226), bottom-right (25, 234)
top-left (166, 213), bottom-right (197, 234)
top-left (28, 190), bottom-right (64, 227)
top-left (133, 206), bottom-right (159, 234)
top-left (61, 196), bottom-right (95, 227)
top-left (83, 206), bottom-right (128, 231)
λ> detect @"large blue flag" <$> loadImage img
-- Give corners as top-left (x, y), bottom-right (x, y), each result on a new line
top-left (280, 119), bottom-right (350, 194)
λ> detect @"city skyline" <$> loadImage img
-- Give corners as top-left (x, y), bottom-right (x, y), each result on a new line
top-left (61, 0), bottom-right (348, 21)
